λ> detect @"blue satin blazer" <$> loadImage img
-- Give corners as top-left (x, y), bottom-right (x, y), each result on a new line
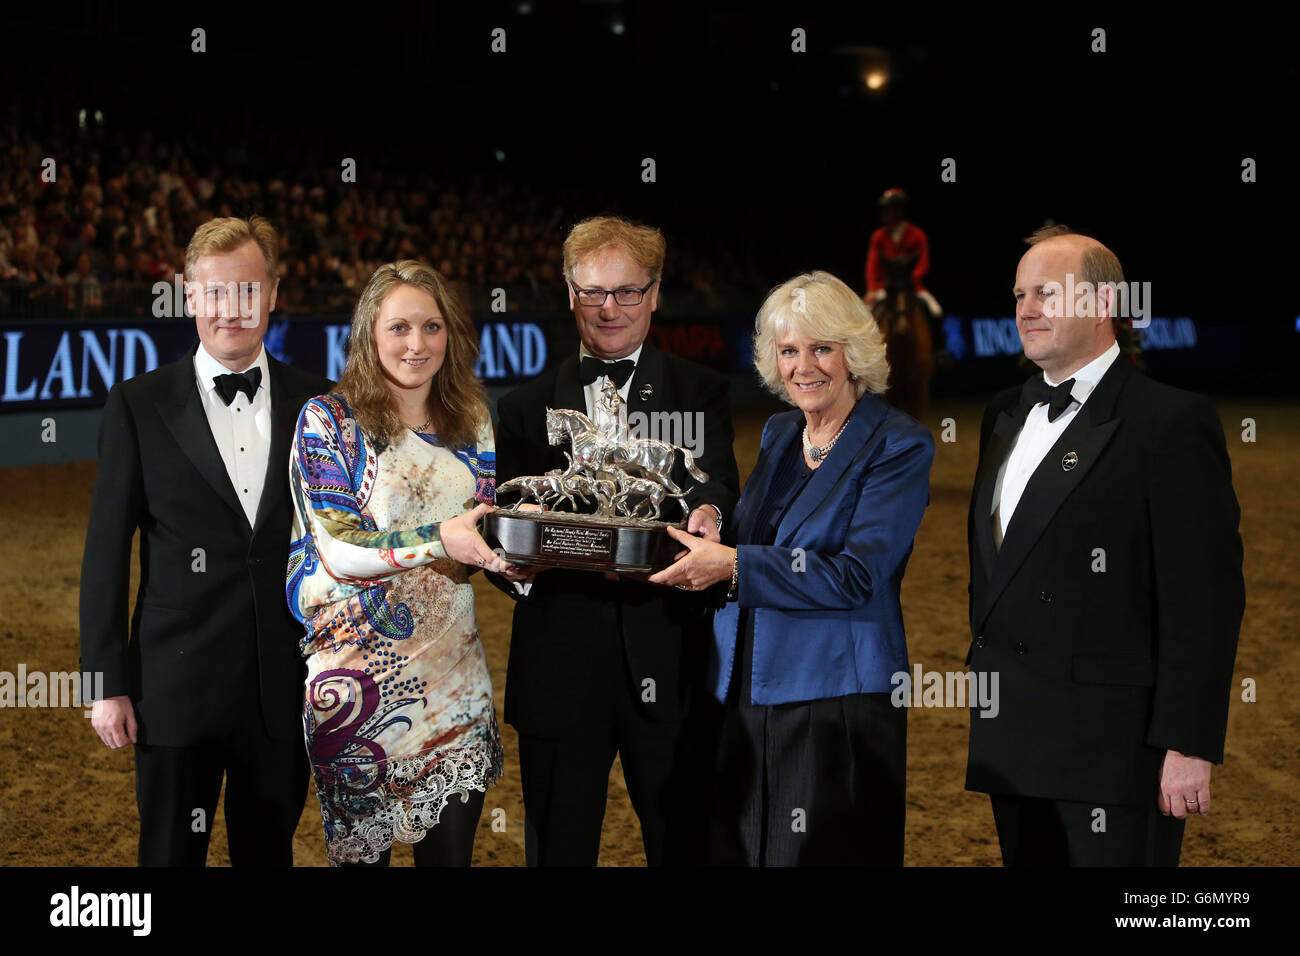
top-left (710, 392), bottom-right (934, 705)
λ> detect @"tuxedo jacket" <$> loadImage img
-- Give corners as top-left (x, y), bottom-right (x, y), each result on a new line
top-left (79, 344), bottom-right (332, 747)
top-left (965, 356), bottom-right (1244, 807)
top-left (494, 343), bottom-right (741, 736)
top-left (711, 393), bottom-right (934, 705)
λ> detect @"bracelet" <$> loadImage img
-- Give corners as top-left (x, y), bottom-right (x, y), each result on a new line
top-left (726, 549), bottom-right (739, 601)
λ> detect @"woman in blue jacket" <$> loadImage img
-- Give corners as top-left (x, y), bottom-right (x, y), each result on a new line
top-left (650, 270), bottom-right (934, 865)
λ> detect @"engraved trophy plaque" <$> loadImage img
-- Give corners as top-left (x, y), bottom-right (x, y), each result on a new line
top-left (482, 380), bottom-right (708, 573)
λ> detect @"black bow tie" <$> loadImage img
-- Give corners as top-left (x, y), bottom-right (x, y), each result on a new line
top-left (1021, 376), bottom-right (1077, 422)
top-left (214, 367), bottom-right (263, 406)
top-left (578, 356), bottom-right (636, 388)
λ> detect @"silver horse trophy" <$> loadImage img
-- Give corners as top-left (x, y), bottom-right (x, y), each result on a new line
top-left (482, 380), bottom-right (709, 573)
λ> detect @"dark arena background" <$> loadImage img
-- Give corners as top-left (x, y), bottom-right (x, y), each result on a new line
top-left (1, 0), bottom-right (1295, 932)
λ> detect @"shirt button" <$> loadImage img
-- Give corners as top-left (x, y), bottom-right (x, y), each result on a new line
top-left (1040, 591), bottom-right (1054, 602)
top-left (1016, 641), bottom-right (1028, 655)
top-left (975, 634), bottom-right (986, 649)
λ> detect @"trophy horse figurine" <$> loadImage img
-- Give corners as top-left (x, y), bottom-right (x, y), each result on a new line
top-left (486, 381), bottom-right (710, 571)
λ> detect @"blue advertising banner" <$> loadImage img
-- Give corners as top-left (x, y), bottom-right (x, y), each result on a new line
top-left (0, 310), bottom-right (1239, 414)
top-left (942, 315), bottom-right (1201, 360)
top-left (0, 315), bottom-right (552, 412)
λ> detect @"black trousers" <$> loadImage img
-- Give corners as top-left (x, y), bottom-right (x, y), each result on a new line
top-left (516, 651), bottom-right (710, 866)
top-left (706, 690), bottom-right (907, 866)
top-left (133, 713), bottom-right (308, 867)
top-left (705, 610), bottom-right (907, 866)
top-left (989, 794), bottom-right (1186, 866)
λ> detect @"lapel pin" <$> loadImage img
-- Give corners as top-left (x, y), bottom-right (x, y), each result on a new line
top-left (1061, 451), bottom-right (1079, 471)
top-left (639, 383), bottom-right (654, 401)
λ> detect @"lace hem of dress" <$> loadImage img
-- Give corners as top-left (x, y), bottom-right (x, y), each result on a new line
top-left (322, 725), bottom-right (504, 867)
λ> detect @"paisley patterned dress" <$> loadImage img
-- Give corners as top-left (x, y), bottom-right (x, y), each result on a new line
top-left (286, 394), bottom-right (502, 865)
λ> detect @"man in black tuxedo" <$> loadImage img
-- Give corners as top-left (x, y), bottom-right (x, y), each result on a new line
top-left (494, 216), bottom-right (740, 865)
top-left (80, 216), bottom-right (332, 866)
top-left (964, 226), bottom-right (1244, 865)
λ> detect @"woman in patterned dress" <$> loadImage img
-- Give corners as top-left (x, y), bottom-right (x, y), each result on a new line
top-left (287, 260), bottom-right (517, 866)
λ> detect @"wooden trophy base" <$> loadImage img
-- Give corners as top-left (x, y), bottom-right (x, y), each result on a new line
top-left (482, 510), bottom-right (685, 574)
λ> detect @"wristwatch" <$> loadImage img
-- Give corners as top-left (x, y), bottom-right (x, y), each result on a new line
top-left (703, 503), bottom-right (723, 533)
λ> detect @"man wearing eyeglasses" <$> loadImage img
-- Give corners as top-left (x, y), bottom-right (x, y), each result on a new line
top-left (493, 215), bottom-right (740, 865)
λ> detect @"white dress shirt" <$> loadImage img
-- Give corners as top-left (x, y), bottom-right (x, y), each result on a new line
top-left (579, 343), bottom-right (643, 418)
top-left (194, 342), bottom-right (273, 528)
top-left (991, 341), bottom-right (1120, 547)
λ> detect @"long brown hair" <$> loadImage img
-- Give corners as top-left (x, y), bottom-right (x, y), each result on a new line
top-left (335, 260), bottom-right (488, 450)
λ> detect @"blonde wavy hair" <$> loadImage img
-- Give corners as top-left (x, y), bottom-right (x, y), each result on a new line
top-left (753, 270), bottom-right (890, 402)
top-left (184, 215), bottom-right (278, 280)
top-left (562, 216), bottom-right (666, 283)
top-left (335, 260), bottom-right (488, 450)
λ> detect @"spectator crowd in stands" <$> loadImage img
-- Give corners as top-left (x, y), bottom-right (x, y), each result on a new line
top-left (0, 118), bottom-right (765, 319)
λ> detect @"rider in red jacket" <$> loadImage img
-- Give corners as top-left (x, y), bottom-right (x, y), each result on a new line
top-left (865, 188), bottom-right (942, 319)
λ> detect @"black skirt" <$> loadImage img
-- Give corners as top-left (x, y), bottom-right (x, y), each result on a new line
top-left (706, 610), bottom-right (907, 866)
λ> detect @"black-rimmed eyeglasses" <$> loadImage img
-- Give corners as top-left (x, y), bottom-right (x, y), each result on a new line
top-left (569, 278), bottom-right (657, 307)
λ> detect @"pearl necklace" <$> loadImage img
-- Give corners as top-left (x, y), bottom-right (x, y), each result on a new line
top-left (802, 414), bottom-right (851, 463)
